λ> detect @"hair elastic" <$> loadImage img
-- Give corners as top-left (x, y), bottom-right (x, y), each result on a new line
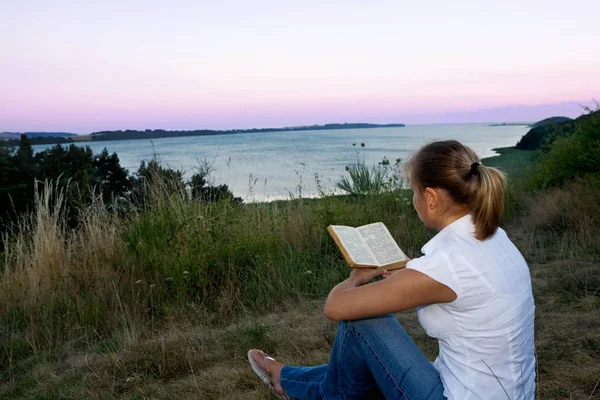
top-left (468, 162), bottom-right (480, 177)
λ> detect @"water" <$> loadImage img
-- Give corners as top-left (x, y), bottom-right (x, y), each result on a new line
top-left (32, 124), bottom-right (528, 201)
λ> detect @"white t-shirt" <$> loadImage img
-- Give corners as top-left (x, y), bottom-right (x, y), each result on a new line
top-left (406, 215), bottom-right (536, 400)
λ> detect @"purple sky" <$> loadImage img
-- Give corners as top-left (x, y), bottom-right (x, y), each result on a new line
top-left (1, 1), bottom-right (598, 133)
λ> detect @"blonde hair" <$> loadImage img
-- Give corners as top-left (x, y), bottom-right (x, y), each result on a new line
top-left (406, 140), bottom-right (506, 240)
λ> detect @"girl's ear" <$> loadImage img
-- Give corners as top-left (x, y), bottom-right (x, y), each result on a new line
top-left (424, 187), bottom-right (439, 209)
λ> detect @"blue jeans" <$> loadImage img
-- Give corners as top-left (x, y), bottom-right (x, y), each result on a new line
top-left (280, 314), bottom-right (446, 400)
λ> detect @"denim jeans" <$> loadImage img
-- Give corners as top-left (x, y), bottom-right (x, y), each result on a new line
top-left (279, 314), bottom-right (446, 400)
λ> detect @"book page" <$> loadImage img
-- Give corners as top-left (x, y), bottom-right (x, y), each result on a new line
top-left (357, 223), bottom-right (406, 267)
top-left (329, 226), bottom-right (378, 266)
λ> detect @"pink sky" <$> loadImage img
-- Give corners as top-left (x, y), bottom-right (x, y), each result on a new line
top-left (1, 1), bottom-right (598, 133)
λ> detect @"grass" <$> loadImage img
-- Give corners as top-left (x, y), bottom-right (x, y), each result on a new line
top-left (336, 156), bottom-right (403, 196)
top-left (0, 161), bottom-right (599, 399)
top-left (515, 183), bottom-right (600, 399)
top-left (481, 146), bottom-right (536, 178)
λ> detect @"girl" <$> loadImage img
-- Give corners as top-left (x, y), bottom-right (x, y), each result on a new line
top-left (248, 140), bottom-right (536, 399)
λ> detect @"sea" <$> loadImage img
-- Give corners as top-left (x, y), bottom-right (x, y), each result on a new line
top-left (32, 124), bottom-right (529, 201)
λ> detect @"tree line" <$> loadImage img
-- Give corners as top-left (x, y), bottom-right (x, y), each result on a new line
top-left (0, 136), bottom-right (241, 236)
top-left (5, 123), bottom-right (406, 146)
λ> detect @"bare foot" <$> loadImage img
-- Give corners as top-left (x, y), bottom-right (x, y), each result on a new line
top-left (250, 349), bottom-right (286, 396)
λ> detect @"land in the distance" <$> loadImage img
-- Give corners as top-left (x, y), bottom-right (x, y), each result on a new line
top-left (0, 132), bottom-right (77, 139)
top-left (2, 123), bottom-right (406, 145)
top-left (488, 122), bottom-right (531, 127)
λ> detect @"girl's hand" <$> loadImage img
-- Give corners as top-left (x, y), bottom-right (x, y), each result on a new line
top-left (382, 258), bottom-right (411, 279)
top-left (349, 267), bottom-right (387, 286)
top-left (382, 269), bottom-right (401, 279)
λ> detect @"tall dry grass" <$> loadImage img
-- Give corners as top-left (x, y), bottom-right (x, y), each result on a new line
top-left (0, 176), bottom-right (422, 383)
top-left (513, 179), bottom-right (600, 261)
top-left (505, 179), bottom-right (600, 399)
top-left (0, 181), bottom-right (135, 365)
top-left (1, 174), bottom-right (598, 398)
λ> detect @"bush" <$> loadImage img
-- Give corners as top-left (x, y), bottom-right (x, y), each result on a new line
top-left (516, 117), bottom-right (574, 150)
top-left (529, 108), bottom-right (600, 188)
top-left (336, 155), bottom-right (403, 196)
top-left (188, 164), bottom-right (242, 204)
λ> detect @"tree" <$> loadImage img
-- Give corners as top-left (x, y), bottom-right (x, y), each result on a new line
top-left (2, 136), bottom-right (39, 222)
top-left (0, 141), bottom-right (20, 233)
top-left (531, 108), bottom-right (600, 188)
top-left (92, 148), bottom-right (133, 203)
top-left (189, 170), bottom-right (242, 204)
top-left (131, 158), bottom-right (185, 206)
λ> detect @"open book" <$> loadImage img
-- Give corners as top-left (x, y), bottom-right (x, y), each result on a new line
top-left (327, 222), bottom-right (408, 270)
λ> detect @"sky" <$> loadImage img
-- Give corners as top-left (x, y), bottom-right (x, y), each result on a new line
top-left (1, 0), bottom-right (599, 133)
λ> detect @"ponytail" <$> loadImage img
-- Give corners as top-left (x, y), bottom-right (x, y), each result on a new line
top-left (406, 140), bottom-right (506, 240)
top-left (468, 164), bottom-right (506, 240)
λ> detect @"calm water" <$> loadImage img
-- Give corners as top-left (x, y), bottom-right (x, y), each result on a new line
top-left (33, 124), bottom-right (528, 201)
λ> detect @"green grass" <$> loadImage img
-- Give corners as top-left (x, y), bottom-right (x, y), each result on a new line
top-left (481, 146), bottom-right (536, 178)
top-left (0, 188), bottom-right (423, 363)
top-left (1, 164), bottom-right (599, 399)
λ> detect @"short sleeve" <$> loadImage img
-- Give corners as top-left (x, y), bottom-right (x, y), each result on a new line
top-left (406, 249), bottom-right (462, 298)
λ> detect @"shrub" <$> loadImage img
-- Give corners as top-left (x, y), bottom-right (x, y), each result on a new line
top-left (516, 118), bottom-right (574, 150)
top-left (336, 163), bottom-right (387, 195)
top-left (529, 108), bottom-right (600, 188)
top-left (336, 155), bottom-right (403, 196)
top-left (188, 163), bottom-right (242, 204)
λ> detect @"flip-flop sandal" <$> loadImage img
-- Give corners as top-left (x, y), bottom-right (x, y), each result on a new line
top-left (247, 349), bottom-right (289, 399)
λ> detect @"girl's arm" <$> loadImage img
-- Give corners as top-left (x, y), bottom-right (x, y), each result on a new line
top-left (323, 267), bottom-right (456, 321)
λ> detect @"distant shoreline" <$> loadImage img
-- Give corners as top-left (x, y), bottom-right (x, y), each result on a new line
top-left (488, 123), bottom-right (531, 127)
top-left (3, 123), bottom-right (406, 146)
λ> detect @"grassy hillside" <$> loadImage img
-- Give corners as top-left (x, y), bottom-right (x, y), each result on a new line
top-left (0, 173), bottom-right (598, 399)
top-left (481, 146), bottom-right (535, 178)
